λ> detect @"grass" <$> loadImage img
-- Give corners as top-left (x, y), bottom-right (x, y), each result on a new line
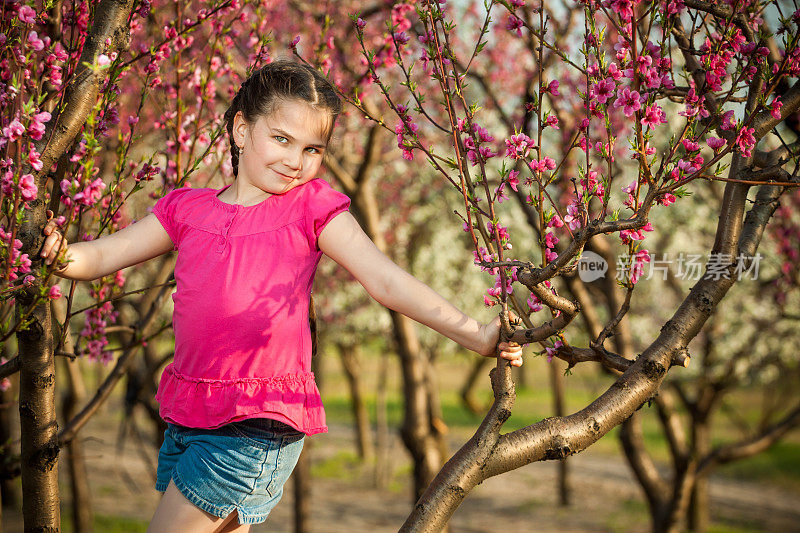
top-left (311, 450), bottom-right (363, 480)
top-left (60, 511), bottom-right (148, 533)
top-left (716, 441), bottom-right (800, 490)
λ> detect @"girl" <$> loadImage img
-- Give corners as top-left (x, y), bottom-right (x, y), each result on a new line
top-left (41, 60), bottom-right (522, 533)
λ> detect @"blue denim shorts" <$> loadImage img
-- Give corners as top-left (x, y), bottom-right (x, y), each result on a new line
top-left (155, 418), bottom-right (305, 525)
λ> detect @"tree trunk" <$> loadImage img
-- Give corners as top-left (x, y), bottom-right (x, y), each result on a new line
top-left (392, 312), bottom-right (446, 504)
top-left (689, 420), bottom-right (711, 532)
top-left (374, 351), bottom-right (390, 488)
top-left (549, 361), bottom-right (569, 506)
top-left (293, 443), bottom-right (311, 533)
top-left (16, 267), bottom-right (59, 531)
top-left (62, 359), bottom-right (93, 533)
top-left (337, 343), bottom-right (373, 460)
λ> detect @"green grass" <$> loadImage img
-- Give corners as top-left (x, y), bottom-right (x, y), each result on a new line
top-left (716, 441), bottom-right (800, 490)
top-left (603, 497), bottom-right (650, 531)
top-left (311, 450), bottom-right (363, 480)
top-left (60, 512), bottom-right (148, 533)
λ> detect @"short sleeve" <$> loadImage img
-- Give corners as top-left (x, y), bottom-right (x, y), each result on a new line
top-left (306, 179), bottom-right (351, 246)
top-left (151, 187), bottom-right (191, 250)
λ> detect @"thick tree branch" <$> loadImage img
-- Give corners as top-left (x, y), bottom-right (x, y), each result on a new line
top-left (35, 0), bottom-right (135, 185)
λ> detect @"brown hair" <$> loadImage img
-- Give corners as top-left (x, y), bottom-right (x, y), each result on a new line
top-left (223, 60), bottom-right (342, 177)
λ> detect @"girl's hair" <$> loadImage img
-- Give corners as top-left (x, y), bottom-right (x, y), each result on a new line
top-left (223, 60), bottom-right (342, 177)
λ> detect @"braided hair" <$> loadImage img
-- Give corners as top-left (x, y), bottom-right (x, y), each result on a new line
top-left (223, 60), bottom-right (342, 177)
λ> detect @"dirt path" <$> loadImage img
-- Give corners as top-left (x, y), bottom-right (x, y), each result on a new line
top-left (3, 414), bottom-right (799, 532)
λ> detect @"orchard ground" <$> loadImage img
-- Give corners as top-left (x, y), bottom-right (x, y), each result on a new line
top-left (2, 348), bottom-right (799, 532)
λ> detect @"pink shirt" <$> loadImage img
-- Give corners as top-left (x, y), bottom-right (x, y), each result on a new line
top-left (152, 178), bottom-right (350, 435)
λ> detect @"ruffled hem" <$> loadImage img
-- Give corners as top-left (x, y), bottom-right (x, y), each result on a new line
top-left (155, 364), bottom-right (327, 436)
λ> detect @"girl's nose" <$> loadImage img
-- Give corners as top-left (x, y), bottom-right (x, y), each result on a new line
top-left (284, 150), bottom-right (302, 171)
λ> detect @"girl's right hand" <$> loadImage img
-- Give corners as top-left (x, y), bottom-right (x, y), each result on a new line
top-left (41, 213), bottom-right (67, 267)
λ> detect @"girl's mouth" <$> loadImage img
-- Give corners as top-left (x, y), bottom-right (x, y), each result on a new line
top-left (274, 170), bottom-right (297, 181)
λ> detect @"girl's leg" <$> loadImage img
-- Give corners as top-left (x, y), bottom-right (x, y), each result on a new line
top-left (147, 480), bottom-right (250, 533)
top-left (216, 515), bottom-right (251, 533)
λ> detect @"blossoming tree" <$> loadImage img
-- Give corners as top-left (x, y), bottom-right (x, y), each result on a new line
top-left (335, 0), bottom-right (800, 531)
top-left (2, 0), bottom-right (800, 532)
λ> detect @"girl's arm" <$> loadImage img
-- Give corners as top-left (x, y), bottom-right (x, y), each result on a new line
top-left (318, 212), bottom-right (522, 365)
top-left (41, 214), bottom-right (175, 281)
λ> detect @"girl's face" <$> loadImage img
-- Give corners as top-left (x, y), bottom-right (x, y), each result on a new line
top-left (233, 99), bottom-right (330, 197)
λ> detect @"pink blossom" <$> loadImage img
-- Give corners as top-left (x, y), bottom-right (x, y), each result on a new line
top-left (164, 25), bottom-right (178, 40)
top-left (290, 35), bottom-right (301, 49)
top-left (720, 110), bottom-right (737, 131)
top-left (356, 18), bottom-right (366, 29)
top-left (28, 147), bottom-right (42, 171)
top-left (48, 285), bottom-right (62, 300)
top-left (545, 115), bottom-right (559, 129)
top-left (663, 0), bottom-right (685, 15)
top-left (29, 112), bottom-right (50, 140)
top-left (0, 378), bottom-right (10, 392)
top-left (3, 118), bottom-right (25, 141)
top-left (18, 5), bottom-right (36, 24)
top-left (506, 15), bottom-right (524, 37)
top-left (27, 31), bottom-right (44, 51)
top-left (97, 54), bottom-right (111, 66)
top-left (545, 340), bottom-right (564, 362)
top-left (527, 293), bottom-right (542, 313)
top-left (681, 139), bottom-right (700, 152)
top-left (608, 0), bottom-right (635, 19)
top-left (547, 80), bottom-right (560, 96)
top-left (589, 78), bottom-right (616, 104)
top-left (563, 201), bottom-right (581, 230)
top-left (641, 104), bottom-right (666, 129)
top-left (707, 136), bottom-right (725, 151)
top-left (18, 253), bottom-right (31, 274)
top-left (19, 174), bottom-right (37, 201)
top-left (657, 192), bottom-right (676, 206)
top-left (734, 126), bottom-right (756, 157)
top-left (630, 249), bottom-right (651, 284)
top-left (505, 133), bottom-right (534, 159)
top-left (495, 183), bottom-right (509, 203)
top-left (770, 97), bottom-right (783, 120)
top-left (507, 170), bottom-right (519, 191)
top-left (613, 86), bottom-right (642, 117)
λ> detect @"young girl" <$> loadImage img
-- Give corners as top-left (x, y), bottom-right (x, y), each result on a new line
top-left (41, 60), bottom-right (522, 533)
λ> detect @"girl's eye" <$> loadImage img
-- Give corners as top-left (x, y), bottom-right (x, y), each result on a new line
top-left (274, 136), bottom-right (288, 143)
top-left (306, 147), bottom-right (321, 154)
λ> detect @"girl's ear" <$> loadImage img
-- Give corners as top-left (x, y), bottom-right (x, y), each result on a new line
top-left (233, 111), bottom-right (248, 149)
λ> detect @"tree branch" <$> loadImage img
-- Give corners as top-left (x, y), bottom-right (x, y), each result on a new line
top-left (698, 403), bottom-right (800, 474)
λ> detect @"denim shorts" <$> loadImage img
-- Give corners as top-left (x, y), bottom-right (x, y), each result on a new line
top-left (155, 418), bottom-right (305, 525)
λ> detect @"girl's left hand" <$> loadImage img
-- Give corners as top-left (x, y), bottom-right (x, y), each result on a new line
top-left (478, 316), bottom-right (524, 367)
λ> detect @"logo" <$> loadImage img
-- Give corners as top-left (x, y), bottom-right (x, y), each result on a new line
top-left (578, 251), bottom-right (608, 282)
